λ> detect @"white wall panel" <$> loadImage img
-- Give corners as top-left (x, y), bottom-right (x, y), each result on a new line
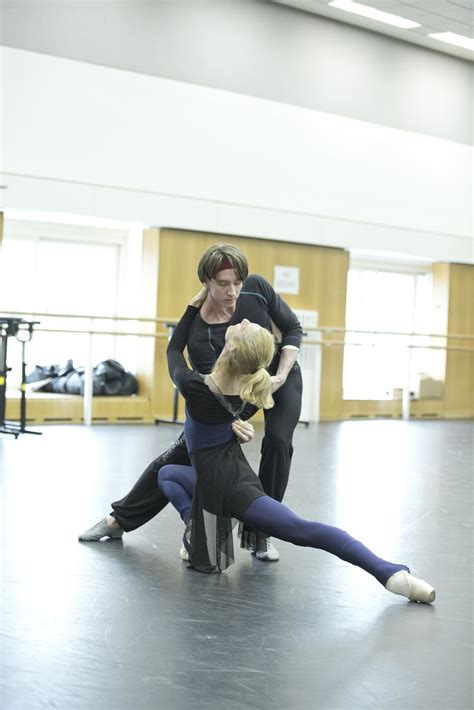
top-left (2, 48), bottom-right (473, 263)
top-left (2, 0), bottom-right (471, 144)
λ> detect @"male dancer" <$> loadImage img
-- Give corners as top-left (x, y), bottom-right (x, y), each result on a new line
top-left (79, 243), bottom-right (303, 561)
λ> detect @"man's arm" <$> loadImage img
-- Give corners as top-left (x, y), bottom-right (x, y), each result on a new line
top-left (245, 276), bottom-right (302, 394)
top-left (270, 346), bottom-right (299, 393)
top-left (242, 275), bottom-right (303, 351)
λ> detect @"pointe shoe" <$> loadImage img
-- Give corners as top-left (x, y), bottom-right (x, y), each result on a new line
top-left (386, 570), bottom-right (436, 604)
top-left (78, 517), bottom-right (124, 541)
top-left (179, 544), bottom-right (190, 562)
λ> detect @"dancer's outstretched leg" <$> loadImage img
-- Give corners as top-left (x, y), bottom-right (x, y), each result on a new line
top-left (241, 496), bottom-right (435, 603)
top-left (78, 434), bottom-right (190, 541)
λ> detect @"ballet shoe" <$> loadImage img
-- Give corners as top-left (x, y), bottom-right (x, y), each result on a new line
top-left (78, 517), bottom-right (124, 541)
top-left (252, 540), bottom-right (280, 561)
top-left (179, 530), bottom-right (191, 561)
top-left (179, 544), bottom-right (190, 562)
top-left (386, 570), bottom-right (436, 604)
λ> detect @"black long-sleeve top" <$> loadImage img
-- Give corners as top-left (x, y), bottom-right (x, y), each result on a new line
top-left (167, 305), bottom-right (241, 425)
top-left (185, 274), bottom-right (302, 374)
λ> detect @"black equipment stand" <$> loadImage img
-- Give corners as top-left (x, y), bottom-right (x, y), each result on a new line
top-left (0, 316), bottom-right (42, 438)
top-left (155, 323), bottom-right (184, 426)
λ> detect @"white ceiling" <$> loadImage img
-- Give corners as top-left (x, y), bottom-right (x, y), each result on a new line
top-left (273, 0), bottom-right (474, 61)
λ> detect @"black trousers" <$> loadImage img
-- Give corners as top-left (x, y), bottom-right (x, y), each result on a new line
top-left (111, 363), bottom-right (303, 532)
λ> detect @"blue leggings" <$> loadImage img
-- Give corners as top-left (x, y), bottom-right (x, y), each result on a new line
top-left (158, 464), bottom-right (408, 586)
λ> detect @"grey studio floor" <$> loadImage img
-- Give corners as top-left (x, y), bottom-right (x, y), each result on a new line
top-left (1, 419), bottom-right (473, 710)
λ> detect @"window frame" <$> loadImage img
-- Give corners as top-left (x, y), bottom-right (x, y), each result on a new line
top-left (343, 258), bottom-right (434, 401)
top-left (1, 218), bottom-right (143, 385)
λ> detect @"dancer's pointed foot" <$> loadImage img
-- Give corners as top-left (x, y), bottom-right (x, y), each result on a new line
top-left (386, 570), bottom-right (436, 604)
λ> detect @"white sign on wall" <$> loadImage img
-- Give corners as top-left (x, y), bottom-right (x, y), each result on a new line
top-left (274, 265), bottom-right (299, 295)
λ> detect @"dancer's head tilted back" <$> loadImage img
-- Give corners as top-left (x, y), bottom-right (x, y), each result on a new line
top-left (222, 319), bottom-right (275, 410)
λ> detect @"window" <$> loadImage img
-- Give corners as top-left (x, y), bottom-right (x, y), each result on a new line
top-left (0, 219), bottom-right (142, 387)
top-left (343, 267), bottom-right (433, 400)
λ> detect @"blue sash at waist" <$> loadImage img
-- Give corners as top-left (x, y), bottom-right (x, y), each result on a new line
top-left (184, 407), bottom-right (234, 453)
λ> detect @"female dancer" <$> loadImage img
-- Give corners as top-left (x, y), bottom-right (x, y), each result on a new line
top-left (79, 243), bottom-right (302, 562)
top-left (158, 288), bottom-right (435, 603)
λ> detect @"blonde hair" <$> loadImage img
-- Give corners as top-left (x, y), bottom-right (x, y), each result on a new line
top-left (228, 327), bottom-right (275, 409)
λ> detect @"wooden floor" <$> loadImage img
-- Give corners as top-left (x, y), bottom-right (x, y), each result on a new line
top-left (1, 420), bottom-right (473, 709)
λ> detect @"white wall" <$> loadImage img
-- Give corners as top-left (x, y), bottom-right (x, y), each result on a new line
top-left (2, 0), bottom-right (471, 144)
top-left (2, 48), bottom-right (473, 263)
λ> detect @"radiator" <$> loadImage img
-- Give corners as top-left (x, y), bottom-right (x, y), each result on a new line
top-left (293, 310), bottom-right (322, 424)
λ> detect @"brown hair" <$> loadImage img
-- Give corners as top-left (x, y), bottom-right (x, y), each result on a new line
top-left (197, 244), bottom-right (249, 283)
top-left (228, 327), bottom-right (275, 409)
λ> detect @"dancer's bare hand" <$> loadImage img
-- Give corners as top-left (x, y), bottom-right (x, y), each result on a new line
top-left (270, 374), bottom-right (285, 393)
top-left (189, 287), bottom-right (208, 308)
top-left (232, 419), bottom-right (254, 444)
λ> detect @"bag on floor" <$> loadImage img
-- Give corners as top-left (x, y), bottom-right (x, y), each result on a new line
top-left (93, 359), bottom-right (138, 396)
top-left (26, 359), bottom-right (138, 396)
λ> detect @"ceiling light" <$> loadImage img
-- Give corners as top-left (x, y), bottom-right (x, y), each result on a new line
top-left (428, 32), bottom-right (474, 51)
top-left (329, 0), bottom-right (421, 29)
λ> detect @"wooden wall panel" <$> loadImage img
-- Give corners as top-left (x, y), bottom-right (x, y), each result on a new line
top-left (136, 228), bottom-right (161, 404)
top-left (5, 393), bottom-right (84, 424)
top-left (152, 228), bottom-right (349, 421)
top-left (5, 393), bottom-right (153, 424)
top-left (444, 263), bottom-right (474, 417)
top-left (343, 399), bottom-right (402, 419)
top-left (430, 263), bottom-right (450, 385)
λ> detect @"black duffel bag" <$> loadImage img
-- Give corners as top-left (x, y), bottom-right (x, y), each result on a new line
top-left (27, 359), bottom-right (138, 396)
top-left (48, 361), bottom-right (78, 393)
top-left (93, 359), bottom-right (138, 396)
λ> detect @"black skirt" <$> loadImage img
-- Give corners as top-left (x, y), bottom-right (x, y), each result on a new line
top-left (186, 439), bottom-right (266, 574)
